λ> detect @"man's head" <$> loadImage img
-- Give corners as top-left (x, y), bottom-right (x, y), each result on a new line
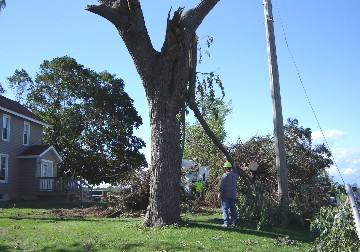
top-left (351, 183), bottom-right (358, 191)
top-left (223, 161), bottom-right (232, 171)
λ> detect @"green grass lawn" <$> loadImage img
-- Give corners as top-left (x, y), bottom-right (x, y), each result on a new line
top-left (0, 201), bottom-right (314, 251)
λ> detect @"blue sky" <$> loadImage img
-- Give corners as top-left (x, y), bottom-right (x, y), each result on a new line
top-left (1, 0), bottom-right (359, 185)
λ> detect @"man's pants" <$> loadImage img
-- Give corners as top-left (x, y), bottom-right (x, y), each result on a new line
top-left (221, 197), bottom-right (237, 225)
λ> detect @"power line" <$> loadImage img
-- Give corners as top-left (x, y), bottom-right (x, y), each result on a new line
top-left (350, 174), bottom-right (360, 184)
top-left (273, 0), bottom-right (345, 184)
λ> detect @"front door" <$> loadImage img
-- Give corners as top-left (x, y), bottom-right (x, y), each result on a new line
top-left (40, 160), bottom-right (53, 191)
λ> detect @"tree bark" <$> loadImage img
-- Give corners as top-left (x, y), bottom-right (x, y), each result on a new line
top-left (143, 94), bottom-right (183, 226)
top-left (86, 0), bottom-right (220, 226)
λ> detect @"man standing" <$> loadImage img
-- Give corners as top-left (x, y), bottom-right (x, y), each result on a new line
top-left (219, 161), bottom-right (238, 227)
top-left (351, 183), bottom-right (360, 204)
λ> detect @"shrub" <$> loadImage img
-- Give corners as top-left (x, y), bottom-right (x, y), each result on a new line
top-left (310, 204), bottom-right (360, 251)
top-left (236, 181), bottom-right (282, 228)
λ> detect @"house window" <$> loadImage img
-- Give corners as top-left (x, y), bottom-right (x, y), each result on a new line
top-left (2, 114), bottom-right (10, 141)
top-left (0, 154), bottom-right (8, 183)
top-left (23, 122), bottom-right (30, 146)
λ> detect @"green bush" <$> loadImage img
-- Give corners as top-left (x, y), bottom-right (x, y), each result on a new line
top-left (236, 181), bottom-right (282, 229)
top-left (310, 204), bottom-right (360, 251)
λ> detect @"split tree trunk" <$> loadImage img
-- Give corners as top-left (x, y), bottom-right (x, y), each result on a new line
top-left (86, 0), bottom-right (221, 226)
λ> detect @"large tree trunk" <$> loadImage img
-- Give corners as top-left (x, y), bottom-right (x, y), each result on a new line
top-left (140, 6), bottom-right (191, 226)
top-left (143, 98), bottom-right (183, 226)
top-left (86, 0), bottom-right (220, 227)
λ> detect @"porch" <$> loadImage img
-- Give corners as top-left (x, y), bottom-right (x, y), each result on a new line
top-left (36, 177), bottom-right (93, 201)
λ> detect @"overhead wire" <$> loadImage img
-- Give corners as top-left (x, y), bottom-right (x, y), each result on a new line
top-left (350, 174), bottom-right (360, 184)
top-left (272, 0), bottom-right (345, 184)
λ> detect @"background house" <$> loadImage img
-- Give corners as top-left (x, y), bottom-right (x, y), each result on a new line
top-left (0, 95), bottom-right (62, 201)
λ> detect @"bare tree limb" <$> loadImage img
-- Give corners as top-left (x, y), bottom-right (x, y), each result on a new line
top-left (86, 0), bottom-right (158, 83)
top-left (188, 99), bottom-right (253, 184)
top-left (182, 0), bottom-right (220, 35)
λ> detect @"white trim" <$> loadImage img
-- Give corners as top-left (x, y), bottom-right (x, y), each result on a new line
top-left (0, 106), bottom-right (48, 127)
top-left (18, 146), bottom-right (63, 162)
top-left (23, 121), bottom-right (30, 146)
top-left (2, 114), bottom-right (10, 141)
top-left (46, 147), bottom-right (62, 162)
top-left (0, 154), bottom-right (9, 183)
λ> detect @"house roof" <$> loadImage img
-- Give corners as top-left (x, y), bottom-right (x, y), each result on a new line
top-left (0, 95), bottom-right (48, 126)
top-left (18, 145), bottom-right (62, 163)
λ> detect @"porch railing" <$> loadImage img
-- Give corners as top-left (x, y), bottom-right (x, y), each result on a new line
top-left (36, 177), bottom-right (93, 201)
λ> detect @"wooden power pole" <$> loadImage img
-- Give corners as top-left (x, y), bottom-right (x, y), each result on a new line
top-left (263, 0), bottom-right (289, 226)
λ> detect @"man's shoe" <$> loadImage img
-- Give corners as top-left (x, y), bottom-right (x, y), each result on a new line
top-left (222, 223), bottom-right (229, 228)
top-left (230, 222), bottom-right (236, 227)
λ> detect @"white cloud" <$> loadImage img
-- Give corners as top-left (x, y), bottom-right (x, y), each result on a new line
top-left (351, 158), bottom-right (360, 165)
top-left (343, 168), bottom-right (357, 175)
top-left (328, 147), bottom-right (360, 184)
top-left (326, 166), bottom-right (337, 175)
top-left (312, 129), bottom-right (345, 146)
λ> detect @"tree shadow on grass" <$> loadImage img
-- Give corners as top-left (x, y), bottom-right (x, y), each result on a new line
top-left (36, 241), bottom-right (191, 252)
top-left (0, 244), bottom-right (13, 252)
top-left (183, 217), bottom-right (313, 243)
top-left (36, 242), bottom-right (93, 252)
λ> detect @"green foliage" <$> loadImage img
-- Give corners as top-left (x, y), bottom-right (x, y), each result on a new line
top-left (7, 56), bottom-right (147, 184)
top-left (182, 34), bottom-right (231, 204)
top-left (310, 204), bottom-right (360, 251)
top-left (231, 118), bottom-right (333, 226)
top-left (284, 118), bottom-right (333, 220)
top-left (198, 35), bottom-right (214, 63)
top-left (196, 72), bottom-right (226, 119)
top-left (236, 181), bottom-right (281, 229)
top-left (7, 69), bottom-right (33, 103)
top-left (0, 0), bottom-right (5, 12)
top-left (195, 35), bottom-right (226, 120)
top-left (183, 97), bottom-right (230, 194)
top-left (184, 118), bottom-right (224, 163)
top-left (184, 48), bottom-right (231, 187)
top-left (0, 82), bottom-right (4, 94)
top-left (183, 117), bottom-right (224, 203)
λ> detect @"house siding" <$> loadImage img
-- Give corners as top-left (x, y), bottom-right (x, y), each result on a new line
top-left (0, 96), bottom-right (64, 201)
top-left (18, 158), bottom-right (38, 199)
top-left (18, 153), bottom-right (60, 200)
top-left (29, 123), bottom-right (43, 146)
top-left (0, 110), bottom-right (45, 200)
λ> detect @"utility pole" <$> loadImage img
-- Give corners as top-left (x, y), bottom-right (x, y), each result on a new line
top-left (263, 0), bottom-right (289, 226)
